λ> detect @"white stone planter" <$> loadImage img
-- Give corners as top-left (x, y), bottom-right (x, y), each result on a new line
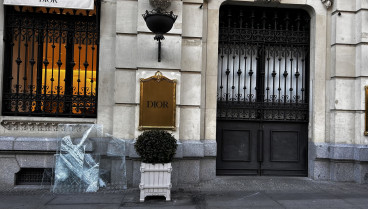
top-left (139, 162), bottom-right (172, 202)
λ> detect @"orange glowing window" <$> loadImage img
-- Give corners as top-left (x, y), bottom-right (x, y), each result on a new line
top-left (3, 3), bottom-right (100, 117)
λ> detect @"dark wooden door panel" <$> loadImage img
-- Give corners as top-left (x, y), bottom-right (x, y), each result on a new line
top-left (261, 122), bottom-right (308, 176)
top-left (216, 121), bottom-right (259, 175)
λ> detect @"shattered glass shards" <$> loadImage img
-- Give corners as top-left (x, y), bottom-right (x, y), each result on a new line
top-left (53, 124), bottom-right (127, 193)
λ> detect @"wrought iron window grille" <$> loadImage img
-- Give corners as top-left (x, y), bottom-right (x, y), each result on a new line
top-left (2, 2), bottom-right (100, 118)
top-left (217, 6), bottom-right (310, 122)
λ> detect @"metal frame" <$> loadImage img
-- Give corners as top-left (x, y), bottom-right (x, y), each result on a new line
top-left (139, 71), bottom-right (177, 130)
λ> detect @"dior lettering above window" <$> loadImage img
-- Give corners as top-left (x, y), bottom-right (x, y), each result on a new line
top-left (2, 2), bottom-right (100, 118)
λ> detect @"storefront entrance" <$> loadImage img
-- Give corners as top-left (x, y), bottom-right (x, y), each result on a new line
top-left (216, 5), bottom-right (310, 176)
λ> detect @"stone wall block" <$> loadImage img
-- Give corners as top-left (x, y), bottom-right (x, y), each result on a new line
top-left (115, 69), bottom-right (136, 104)
top-left (182, 140), bottom-right (204, 157)
top-left (310, 142), bottom-right (330, 159)
top-left (0, 157), bottom-right (20, 189)
top-left (205, 108), bottom-right (217, 140)
top-left (110, 159), bottom-right (127, 189)
top-left (354, 146), bottom-right (368, 161)
top-left (137, 0), bottom-right (182, 34)
top-left (98, 36), bottom-right (116, 110)
top-left (332, 0), bottom-right (356, 12)
top-left (330, 162), bottom-right (355, 182)
top-left (132, 160), bottom-right (141, 187)
top-left (330, 112), bottom-right (355, 144)
top-left (97, 105), bottom-right (114, 135)
top-left (331, 45), bottom-right (356, 77)
top-left (181, 39), bottom-right (202, 72)
top-left (179, 107), bottom-right (201, 140)
top-left (355, 10), bottom-right (362, 43)
top-left (0, 3), bottom-right (3, 31)
top-left (174, 142), bottom-right (183, 158)
top-left (125, 159), bottom-right (133, 187)
top-left (16, 155), bottom-right (54, 168)
top-left (354, 163), bottom-right (368, 184)
top-left (310, 160), bottom-right (330, 181)
top-left (356, 0), bottom-right (368, 10)
top-left (181, 72), bottom-right (201, 105)
top-left (200, 159), bottom-right (216, 181)
top-left (178, 160), bottom-right (200, 184)
top-left (355, 45), bottom-right (368, 77)
top-left (329, 145), bottom-right (355, 160)
top-left (116, 0), bottom-right (138, 34)
top-left (170, 160), bottom-right (180, 187)
top-left (182, 3), bottom-right (203, 37)
top-left (14, 137), bottom-right (58, 151)
top-left (100, 0), bottom-right (116, 37)
top-left (113, 105), bottom-right (136, 140)
top-left (0, 137), bottom-right (15, 150)
top-left (137, 34), bottom-right (182, 69)
top-left (205, 75), bottom-right (217, 109)
top-left (116, 35), bottom-right (137, 68)
top-left (332, 13), bottom-right (355, 45)
top-left (203, 140), bottom-right (217, 157)
top-left (354, 112), bottom-right (366, 145)
top-left (330, 79), bottom-right (355, 110)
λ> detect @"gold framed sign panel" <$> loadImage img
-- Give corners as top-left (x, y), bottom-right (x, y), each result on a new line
top-left (139, 71), bottom-right (177, 130)
top-left (365, 86), bottom-right (368, 135)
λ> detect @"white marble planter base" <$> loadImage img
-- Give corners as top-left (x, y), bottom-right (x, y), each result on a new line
top-left (139, 162), bottom-right (172, 202)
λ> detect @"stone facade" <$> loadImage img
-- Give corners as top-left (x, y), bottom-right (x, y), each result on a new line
top-left (0, 0), bottom-right (367, 190)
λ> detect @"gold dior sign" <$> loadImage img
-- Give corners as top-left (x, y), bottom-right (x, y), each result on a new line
top-left (139, 71), bottom-right (176, 130)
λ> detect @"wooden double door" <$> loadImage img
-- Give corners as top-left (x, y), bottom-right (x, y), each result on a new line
top-left (216, 120), bottom-right (308, 176)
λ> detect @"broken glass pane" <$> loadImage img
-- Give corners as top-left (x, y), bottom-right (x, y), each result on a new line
top-left (52, 124), bottom-right (127, 193)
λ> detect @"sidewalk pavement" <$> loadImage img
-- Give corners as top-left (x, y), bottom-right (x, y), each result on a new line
top-left (1, 176), bottom-right (368, 209)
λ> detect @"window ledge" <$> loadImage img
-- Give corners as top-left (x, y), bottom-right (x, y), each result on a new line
top-left (0, 116), bottom-right (96, 131)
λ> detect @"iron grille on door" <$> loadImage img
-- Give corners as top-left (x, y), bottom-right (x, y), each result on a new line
top-left (217, 6), bottom-right (310, 122)
top-left (2, 4), bottom-right (100, 118)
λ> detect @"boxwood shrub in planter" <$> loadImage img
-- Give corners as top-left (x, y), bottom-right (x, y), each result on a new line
top-left (134, 130), bottom-right (177, 202)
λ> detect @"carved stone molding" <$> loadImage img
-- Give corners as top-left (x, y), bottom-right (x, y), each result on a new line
top-left (0, 120), bottom-right (94, 132)
top-left (321, 0), bottom-right (333, 8)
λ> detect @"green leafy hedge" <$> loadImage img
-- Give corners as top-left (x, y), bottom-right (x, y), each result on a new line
top-left (135, 130), bottom-right (177, 164)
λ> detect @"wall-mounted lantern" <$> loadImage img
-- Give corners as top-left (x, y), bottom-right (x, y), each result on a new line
top-left (142, 0), bottom-right (177, 62)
